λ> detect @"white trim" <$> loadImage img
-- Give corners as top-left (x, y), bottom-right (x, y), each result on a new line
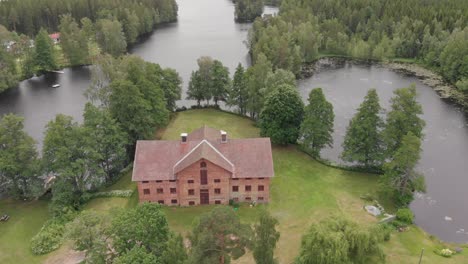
top-left (172, 139), bottom-right (234, 175)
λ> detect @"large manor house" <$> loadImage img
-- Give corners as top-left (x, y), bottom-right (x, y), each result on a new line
top-left (132, 126), bottom-right (274, 206)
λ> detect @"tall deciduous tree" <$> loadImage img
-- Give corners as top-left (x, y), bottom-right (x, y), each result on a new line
top-left (0, 114), bottom-right (42, 199)
top-left (43, 114), bottom-right (104, 194)
top-left (189, 206), bottom-right (251, 264)
top-left (263, 69), bottom-right (296, 96)
top-left (59, 14), bottom-right (89, 66)
top-left (187, 70), bottom-right (207, 106)
top-left (259, 84), bottom-right (304, 145)
top-left (160, 68), bottom-right (182, 111)
top-left (246, 53), bottom-right (273, 119)
top-left (114, 245), bottom-right (160, 264)
top-left (380, 132), bottom-right (425, 206)
top-left (296, 216), bottom-right (386, 264)
top-left (96, 19), bottom-right (127, 57)
top-left (341, 89), bottom-right (385, 167)
top-left (161, 234), bottom-right (188, 264)
top-left (300, 88), bottom-right (334, 157)
top-left (383, 85), bottom-right (425, 156)
top-left (34, 28), bottom-right (57, 73)
top-left (83, 103), bottom-right (127, 182)
top-left (253, 209), bottom-right (280, 264)
top-left (111, 203), bottom-right (170, 257)
top-left (228, 63), bottom-right (248, 115)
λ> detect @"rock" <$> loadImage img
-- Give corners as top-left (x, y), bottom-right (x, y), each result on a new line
top-left (445, 216), bottom-right (453, 221)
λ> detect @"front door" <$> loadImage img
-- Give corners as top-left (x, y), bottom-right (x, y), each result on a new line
top-left (200, 189), bottom-right (209, 205)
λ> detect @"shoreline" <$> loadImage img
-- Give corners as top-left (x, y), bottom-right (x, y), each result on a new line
top-left (300, 57), bottom-right (468, 112)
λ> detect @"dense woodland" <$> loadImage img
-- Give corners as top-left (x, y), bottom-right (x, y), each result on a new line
top-left (247, 0), bottom-right (468, 94)
top-left (0, 0), bottom-right (178, 36)
top-left (233, 0), bottom-right (264, 23)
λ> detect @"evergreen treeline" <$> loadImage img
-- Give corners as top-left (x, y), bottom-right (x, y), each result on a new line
top-left (233, 0), bottom-right (264, 23)
top-left (247, 0), bottom-right (468, 95)
top-left (0, 0), bottom-right (178, 37)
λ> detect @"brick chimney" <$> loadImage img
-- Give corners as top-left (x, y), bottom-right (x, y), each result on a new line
top-left (181, 133), bottom-right (188, 143)
top-left (221, 130), bottom-right (227, 143)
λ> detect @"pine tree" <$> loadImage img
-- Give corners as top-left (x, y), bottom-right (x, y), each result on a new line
top-left (341, 89), bottom-right (385, 167)
top-left (300, 88), bottom-right (334, 157)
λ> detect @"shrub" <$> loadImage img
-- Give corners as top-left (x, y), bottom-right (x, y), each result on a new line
top-left (396, 208), bottom-right (414, 224)
top-left (435, 248), bottom-right (454, 258)
top-left (379, 223), bottom-right (393, 241)
top-left (30, 222), bottom-right (65, 255)
top-left (90, 190), bottom-right (134, 198)
top-left (390, 220), bottom-right (407, 229)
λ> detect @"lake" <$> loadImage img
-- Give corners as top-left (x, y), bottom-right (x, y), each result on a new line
top-left (0, 0), bottom-right (467, 243)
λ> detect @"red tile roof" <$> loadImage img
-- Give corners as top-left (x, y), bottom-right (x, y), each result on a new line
top-left (132, 127), bottom-right (274, 181)
top-left (49, 33), bottom-right (60, 40)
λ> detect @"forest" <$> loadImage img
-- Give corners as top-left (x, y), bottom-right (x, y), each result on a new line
top-left (247, 0), bottom-right (468, 95)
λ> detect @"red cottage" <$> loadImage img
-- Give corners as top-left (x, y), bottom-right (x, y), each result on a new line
top-left (132, 126), bottom-right (274, 206)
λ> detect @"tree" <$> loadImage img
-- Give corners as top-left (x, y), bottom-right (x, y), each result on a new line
top-left (83, 103), bottom-right (127, 182)
top-left (0, 26), bottom-right (19, 92)
top-left (341, 89), bottom-right (385, 167)
top-left (0, 114), bottom-right (42, 199)
top-left (187, 71), bottom-right (207, 106)
top-left (197, 56), bottom-right (215, 104)
top-left (43, 114), bottom-right (104, 194)
top-left (383, 85), bottom-right (425, 156)
top-left (246, 53), bottom-right (273, 119)
top-left (160, 68), bottom-right (182, 111)
top-left (211, 60), bottom-right (231, 106)
top-left (111, 203), bottom-right (170, 256)
top-left (34, 28), bottom-right (57, 73)
top-left (263, 69), bottom-right (296, 96)
top-left (228, 63), bottom-right (248, 115)
top-left (235, 0), bottom-right (264, 22)
top-left (300, 88), bottom-right (334, 157)
top-left (108, 80), bottom-right (155, 143)
top-left (96, 19), bottom-right (127, 57)
top-left (259, 84), bottom-right (304, 145)
top-left (253, 210), bottom-right (280, 264)
top-left (67, 210), bottom-right (109, 264)
top-left (296, 216), bottom-right (386, 264)
top-left (161, 234), bottom-right (188, 264)
top-left (114, 245), bottom-right (160, 264)
top-left (189, 206), bottom-right (251, 264)
top-left (59, 14), bottom-right (89, 66)
top-left (380, 132), bottom-right (425, 206)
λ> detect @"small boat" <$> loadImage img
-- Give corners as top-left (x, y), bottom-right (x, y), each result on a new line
top-left (52, 84), bottom-right (60, 88)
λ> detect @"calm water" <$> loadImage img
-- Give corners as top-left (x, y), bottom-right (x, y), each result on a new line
top-left (0, 0), bottom-right (467, 243)
top-left (298, 63), bottom-right (468, 243)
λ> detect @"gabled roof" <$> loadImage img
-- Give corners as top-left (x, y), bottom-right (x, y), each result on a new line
top-left (173, 140), bottom-right (234, 174)
top-left (132, 127), bottom-right (274, 181)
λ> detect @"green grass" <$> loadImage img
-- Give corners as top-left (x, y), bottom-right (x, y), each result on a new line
top-left (1, 109), bottom-right (466, 263)
top-left (0, 200), bottom-right (49, 263)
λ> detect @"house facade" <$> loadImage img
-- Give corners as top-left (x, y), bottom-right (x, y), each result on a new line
top-left (132, 126), bottom-right (274, 206)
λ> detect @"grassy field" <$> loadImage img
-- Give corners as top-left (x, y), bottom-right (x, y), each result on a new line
top-left (0, 109), bottom-right (466, 263)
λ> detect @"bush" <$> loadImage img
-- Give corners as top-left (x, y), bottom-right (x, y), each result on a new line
top-left (435, 248), bottom-right (454, 258)
top-left (229, 199), bottom-right (239, 208)
top-left (390, 220), bottom-right (407, 229)
top-left (90, 190), bottom-right (134, 198)
top-left (396, 208), bottom-right (414, 224)
top-left (30, 222), bottom-right (65, 255)
top-left (379, 223), bottom-right (393, 241)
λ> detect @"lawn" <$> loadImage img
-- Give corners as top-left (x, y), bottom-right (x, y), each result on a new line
top-left (0, 108), bottom-right (466, 263)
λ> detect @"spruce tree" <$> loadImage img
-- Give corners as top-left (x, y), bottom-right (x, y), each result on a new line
top-left (341, 89), bottom-right (385, 167)
top-left (34, 28), bottom-right (57, 73)
top-left (228, 63), bottom-right (248, 115)
top-left (300, 88), bottom-right (334, 157)
top-left (383, 85), bottom-right (425, 156)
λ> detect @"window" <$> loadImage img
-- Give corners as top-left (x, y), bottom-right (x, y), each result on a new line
top-left (214, 188), bottom-right (221, 194)
top-left (245, 185), bottom-right (251, 192)
top-left (169, 180), bottom-right (176, 182)
top-left (233, 178), bottom-right (239, 181)
top-left (233, 198), bottom-right (239, 202)
top-left (258, 197), bottom-right (264, 201)
top-left (170, 188), bottom-right (177, 194)
top-left (171, 199), bottom-right (178, 204)
top-left (156, 180), bottom-right (162, 183)
top-left (200, 169), bottom-right (208, 185)
top-left (245, 197), bottom-right (251, 201)
top-left (188, 179), bottom-right (194, 184)
top-left (189, 201), bottom-right (195, 206)
top-left (246, 178), bottom-right (252, 180)
top-left (232, 186), bottom-right (239, 192)
top-left (200, 161), bottom-right (207, 168)
top-left (157, 188), bottom-right (164, 194)
top-left (142, 181), bottom-right (149, 184)
top-left (188, 189), bottom-right (195, 195)
top-left (143, 189), bottom-right (150, 195)
top-left (158, 200), bottom-right (164, 204)
top-left (258, 185), bottom-right (264, 191)
top-left (259, 177), bottom-right (265, 180)
top-left (215, 200), bottom-right (221, 204)
top-left (214, 179), bottom-right (221, 183)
